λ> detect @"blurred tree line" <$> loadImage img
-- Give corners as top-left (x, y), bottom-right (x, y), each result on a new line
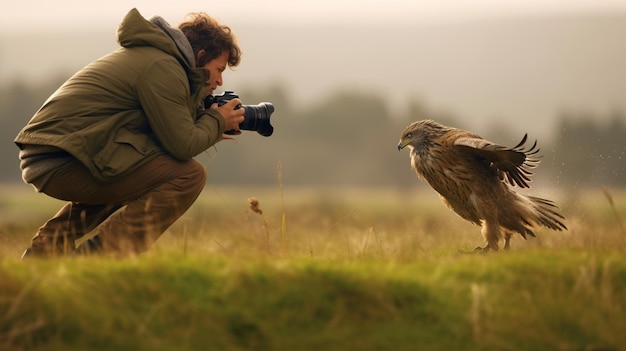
top-left (1, 79), bottom-right (624, 189)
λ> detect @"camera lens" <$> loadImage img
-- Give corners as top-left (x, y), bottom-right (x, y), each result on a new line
top-left (241, 103), bottom-right (274, 137)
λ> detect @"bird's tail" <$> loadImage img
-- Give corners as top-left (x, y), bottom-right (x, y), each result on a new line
top-left (505, 193), bottom-right (567, 239)
top-left (528, 196), bottom-right (567, 232)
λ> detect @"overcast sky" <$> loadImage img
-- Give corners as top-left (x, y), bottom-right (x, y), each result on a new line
top-left (3, 0), bottom-right (626, 33)
top-left (3, 0), bottom-right (626, 139)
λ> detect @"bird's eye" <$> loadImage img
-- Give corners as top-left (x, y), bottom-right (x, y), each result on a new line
top-left (406, 133), bottom-right (412, 138)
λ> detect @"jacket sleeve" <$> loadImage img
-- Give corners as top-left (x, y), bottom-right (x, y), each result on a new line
top-left (135, 57), bottom-right (225, 160)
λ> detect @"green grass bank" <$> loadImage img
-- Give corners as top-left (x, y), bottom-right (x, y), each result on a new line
top-left (2, 250), bottom-right (625, 351)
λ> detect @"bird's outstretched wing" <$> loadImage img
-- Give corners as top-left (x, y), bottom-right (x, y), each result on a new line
top-left (454, 134), bottom-right (540, 188)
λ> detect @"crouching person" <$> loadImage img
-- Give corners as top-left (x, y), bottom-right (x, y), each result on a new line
top-left (15, 8), bottom-right (244, 258)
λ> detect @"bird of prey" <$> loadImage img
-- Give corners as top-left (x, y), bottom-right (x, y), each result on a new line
top-left (397, 119), bottom-right (566, 251)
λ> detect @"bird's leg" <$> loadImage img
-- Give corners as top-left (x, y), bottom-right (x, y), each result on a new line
top-left (503, 233), bottom-right (512, 250)
top-left (480, 221), bottom-right (500, 252)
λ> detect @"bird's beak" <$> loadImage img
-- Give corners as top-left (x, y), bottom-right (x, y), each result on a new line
top-left (397, 140), bottom-right (407, 151)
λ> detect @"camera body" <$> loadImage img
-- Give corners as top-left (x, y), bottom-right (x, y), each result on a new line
top-left (206, 91), bottom-right (275, 137)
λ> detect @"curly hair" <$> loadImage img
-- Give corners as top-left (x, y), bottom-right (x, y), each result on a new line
top-left (178, 13), bottom-right (241, 68)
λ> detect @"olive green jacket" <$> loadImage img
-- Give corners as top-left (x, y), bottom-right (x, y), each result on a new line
top-left (14, 8), bottom-right (225, 181)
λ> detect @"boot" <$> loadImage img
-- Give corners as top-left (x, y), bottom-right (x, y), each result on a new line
top-left (73, 235), bottom-right (104, 256)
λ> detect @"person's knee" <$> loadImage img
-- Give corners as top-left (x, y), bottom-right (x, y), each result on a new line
top-left (184, 160), bottom-right (207, 194)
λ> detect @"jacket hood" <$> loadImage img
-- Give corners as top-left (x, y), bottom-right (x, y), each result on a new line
top-left (117, 8), bottom-right (194, 68)
top-left (116, 8), bottom-right (210, 101)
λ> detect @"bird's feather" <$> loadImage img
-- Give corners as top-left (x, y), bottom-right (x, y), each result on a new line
top-left (454, 134), bottom-right (540, 188)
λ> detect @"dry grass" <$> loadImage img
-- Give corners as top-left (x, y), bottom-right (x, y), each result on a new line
top-left (2, 183), bottom-right (625, 259)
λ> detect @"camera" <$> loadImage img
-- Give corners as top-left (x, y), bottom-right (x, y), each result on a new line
top-left (206, 91), bottom-right (275, 137)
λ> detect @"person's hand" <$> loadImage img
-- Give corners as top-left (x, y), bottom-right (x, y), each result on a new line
top-left (210, 99), bottom-right (245, 136)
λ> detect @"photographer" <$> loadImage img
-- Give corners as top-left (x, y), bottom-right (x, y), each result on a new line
top-left (15, 8), bottom-right (243, 257)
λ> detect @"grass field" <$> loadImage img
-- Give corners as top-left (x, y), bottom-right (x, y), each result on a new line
top-left (1, 184), bottom-right (625, 350)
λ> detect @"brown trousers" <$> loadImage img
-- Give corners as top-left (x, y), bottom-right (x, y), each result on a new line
top-left (28, 155), bottom-right (207, 256)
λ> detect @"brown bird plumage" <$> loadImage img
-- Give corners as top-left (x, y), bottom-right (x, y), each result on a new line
top-left (398, 119), bottom-right (566, 251)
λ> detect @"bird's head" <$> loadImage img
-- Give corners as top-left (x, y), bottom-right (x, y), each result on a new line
top-left (398, 119), bottom-right (445, 152)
